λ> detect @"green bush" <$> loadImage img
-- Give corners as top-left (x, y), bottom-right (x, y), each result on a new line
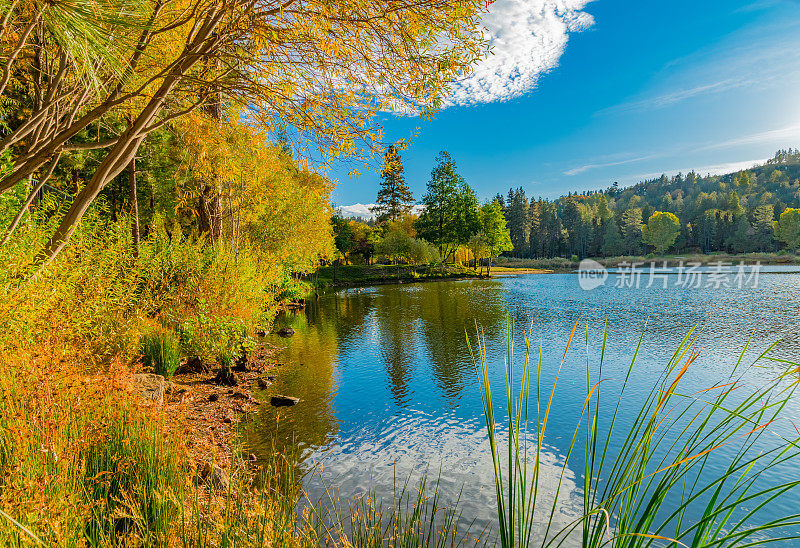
top-left (141, 331), bottom-right (181, 379)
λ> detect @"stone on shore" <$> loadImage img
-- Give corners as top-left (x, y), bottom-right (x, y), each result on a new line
top-left (201, 462), bottom-right (229, 490)
top-left (132, 373), bottom-right (166, 404)
top-left (270, 395), bottom-right (299, 407)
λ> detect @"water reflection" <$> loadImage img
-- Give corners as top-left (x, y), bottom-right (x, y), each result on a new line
top-left (241, 273), bottom-right (800, 540)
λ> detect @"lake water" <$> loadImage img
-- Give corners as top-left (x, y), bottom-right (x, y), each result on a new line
top-left (241, 266), bottom-right (800, 544)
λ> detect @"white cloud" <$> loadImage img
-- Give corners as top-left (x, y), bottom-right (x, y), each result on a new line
top-left (564, 153), bottom-right (660, 176)
top-left (337, 203), bottom-right (425, 220)
top-left (447, 0), bottom-right (594, 106)
top-left (601, 79), bottom-right (755, 115)
top-left (699, 124), bottom-right (800, 151)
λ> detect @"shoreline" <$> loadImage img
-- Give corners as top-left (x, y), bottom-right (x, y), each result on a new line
top-left (496, 252), bottom-right (800, 273)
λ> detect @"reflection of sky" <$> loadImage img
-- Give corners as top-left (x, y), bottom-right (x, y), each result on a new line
top-left (247, 273), bottom-right (800, 543)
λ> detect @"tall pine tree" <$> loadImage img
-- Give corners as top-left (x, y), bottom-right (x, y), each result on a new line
top-left (371, 144), bottom-right (414, 223)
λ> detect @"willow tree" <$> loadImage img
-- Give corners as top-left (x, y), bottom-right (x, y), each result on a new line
top-left (0, 0), bottom-right (491, 265)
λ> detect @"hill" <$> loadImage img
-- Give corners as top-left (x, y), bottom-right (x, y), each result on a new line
top-left (499, 149), bottom-right (800, 258)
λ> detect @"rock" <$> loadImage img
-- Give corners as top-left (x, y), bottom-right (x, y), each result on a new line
top-left (256, 378), bottom-right (272, 389)
top-left (177, 356), bottom-right (209, 375)
top-left (270, 395), bottom-right (300, 407)
top-left (201, 463), bottom-right (229, 491)
top-left (132, 373), bottom-right (166, 404)
top-left (209, 393), bottom-right (219, 402)
top-left (276, 327), bottom-right (295, 338)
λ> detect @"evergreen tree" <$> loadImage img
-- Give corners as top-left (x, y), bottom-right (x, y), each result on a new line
top-left (621, 208), bottom-right (643, 254)
top-left (450, 181), bottom-right (481, 250)
top-left (371, 144), bottom-right (414, 223)
top-left (729, 215), bottom-right (755, 253)
top-left (752, 205), bottom-right (775, 251)
top-left (416, 151), bottom-right (460, 257)
top-left (415, 151), bottom-right (478, 260)
top-left (601, 217), bottom-right (624, 256)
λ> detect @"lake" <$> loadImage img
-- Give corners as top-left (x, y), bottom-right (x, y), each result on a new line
top-left (241, 266), bottom-right (800, 544)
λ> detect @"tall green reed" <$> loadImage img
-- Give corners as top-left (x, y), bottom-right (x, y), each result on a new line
top-left (300, 471), bottom-right (477, 548)
top-left (469, 319), bottom-right (800, 547)
top-left (141, 330), bottom-right (181, 379)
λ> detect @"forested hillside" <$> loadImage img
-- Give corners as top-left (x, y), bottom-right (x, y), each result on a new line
top-left (499, 149), bottom-right (800, 258)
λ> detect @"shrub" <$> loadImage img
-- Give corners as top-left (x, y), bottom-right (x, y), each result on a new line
top-left (141, 330), bottom-right (181, 379)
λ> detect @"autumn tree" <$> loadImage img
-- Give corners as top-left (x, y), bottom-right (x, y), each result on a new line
top-left (0, 0), bottom-right (490, 265)
top-left (372, 144), bottom-right (414, 223)
top-left (468, 232), bottom-right (489, 274)
top-left (773, 207), bottom-right (800, 250)
top-left (641, 211), bottom-right (680, 254)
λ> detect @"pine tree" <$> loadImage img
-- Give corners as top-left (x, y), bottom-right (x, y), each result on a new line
top-left (601, 217), bottom-right (624, 256)
top-left (371, 144), bottom-right (414, 223)
top-left (415, 151), bottom-right (461, 259)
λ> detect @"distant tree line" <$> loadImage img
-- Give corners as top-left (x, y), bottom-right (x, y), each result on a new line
top-left (497, 149), bottom-right (800, 258)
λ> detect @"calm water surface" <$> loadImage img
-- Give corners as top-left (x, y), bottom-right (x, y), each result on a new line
top-left (241, 268), bottom-right (800, 543)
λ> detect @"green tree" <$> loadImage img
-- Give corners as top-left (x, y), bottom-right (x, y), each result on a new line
top-left (752, 205), bottom-right (775, 252)
top-left (416, 151), bottom-right (459, 257)
top-left (450, 181), bottom-right (481, 252)
top-left (601, 217), bottom-right (624, 257)
top-left (415, 152), bottom-right (479, 260)
top-left (504, 187), bottom-right (529, 257)
top-left (773, 207), bottom-right (800, 250)
top-left (331, 215), bottom-right (354, 264)
top-left (479, 199), bottom-right (512, 276)
top-left (371, 144), bottom-right (414, 223)
top-left (562, 200), bottom-right (592, 258)
top-left (641, 211), bottom-right (680, 254)
top-left (621, 208), bottom-right (643, 255)
top-left (375, 224), bottom-right (413, 264)
top-left (728, 215), bottom-right (755, 253)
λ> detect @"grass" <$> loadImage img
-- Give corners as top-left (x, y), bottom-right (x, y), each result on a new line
top-left (301, 473), bottom-right (477, 548)
top-left (468, 319), bottom-right (800, 547)
top-left (83, 413), bottom-right (181, 547)
top-left (141, 330), bottom-right (181, 379)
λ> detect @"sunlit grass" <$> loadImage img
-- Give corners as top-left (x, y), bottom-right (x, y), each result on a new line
top-left (141, 330), bottom-right (181, 379)
top-left (468, 319), bottom-right (800, 547)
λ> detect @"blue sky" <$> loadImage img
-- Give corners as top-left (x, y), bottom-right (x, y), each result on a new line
top-left (332, 0), bottom-right (800, 216)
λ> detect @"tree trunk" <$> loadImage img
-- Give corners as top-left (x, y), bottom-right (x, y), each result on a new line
top-left (198, 187), bottom-right (222, 244)
top-left (128, 156), bottom-right (140, 258)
